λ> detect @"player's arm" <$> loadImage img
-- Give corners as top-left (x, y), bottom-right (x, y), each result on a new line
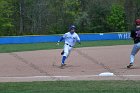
top-left (58, 37), bottom-right (64, 42)
top-left (57, 34), bottom-right (66, 45)
top-left (57, 37), bottom-right (64, 45)
top-left (130, 30), bottom-right (136, 40)
top-left (76, 35), bottom-right (81, 44)
top-left (58, 33), bottom-right (67, 42)
top-left (77, 40), bottom-right (81, 44)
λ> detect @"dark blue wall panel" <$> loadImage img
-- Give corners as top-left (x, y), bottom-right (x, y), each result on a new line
top-left (0, 33), bottom-right (131, 44)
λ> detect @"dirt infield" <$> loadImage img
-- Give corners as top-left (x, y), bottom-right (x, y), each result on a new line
top-left (0, 45), bottom-right (140, 82)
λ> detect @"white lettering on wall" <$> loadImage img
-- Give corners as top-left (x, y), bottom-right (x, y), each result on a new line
top-left (118, 33), bottom-right (130, 39)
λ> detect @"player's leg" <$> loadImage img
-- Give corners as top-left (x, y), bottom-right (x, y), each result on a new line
top-left (130, 44), bottom-right (140, 64)
top-left (67, 46), bottom-right (73, 58)
top-left (61, 44), bottom-right (69, 66)
top-left (127, 43), bottom-right (140, 68)
top-left (61, 47), bottom-right (73, 68)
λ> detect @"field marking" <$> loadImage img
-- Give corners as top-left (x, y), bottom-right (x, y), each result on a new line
top-left (0, 75), bottom-right (140, 82)
top-left (1, 75), bottom-right (140, 79)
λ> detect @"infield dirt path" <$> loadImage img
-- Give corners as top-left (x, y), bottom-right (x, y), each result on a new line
top-left (0, 45), bottom-right (140, 82)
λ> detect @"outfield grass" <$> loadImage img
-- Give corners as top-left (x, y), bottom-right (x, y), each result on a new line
top-left (0, 40), bottom-right (133, 53)
top-left (0, 81), bottom-right (140, 93)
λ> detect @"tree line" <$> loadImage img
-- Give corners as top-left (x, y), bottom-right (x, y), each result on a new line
top-left (0, 0), bottom-right (140, 36)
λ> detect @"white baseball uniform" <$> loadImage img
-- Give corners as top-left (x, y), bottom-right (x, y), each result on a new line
top-left (62, 32), bottom-right (80, 57)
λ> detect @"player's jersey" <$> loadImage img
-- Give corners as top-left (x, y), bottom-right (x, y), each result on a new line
top-left (131, 27), bottom-right (140, 44)
top-left (63, 32), bottom-right (80, 46)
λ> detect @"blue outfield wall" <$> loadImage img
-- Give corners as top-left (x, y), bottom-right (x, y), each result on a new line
top-left (0, 33), bottom-right (131, 44)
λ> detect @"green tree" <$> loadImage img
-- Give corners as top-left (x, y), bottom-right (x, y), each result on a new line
top-left (86, 0), bottom-right (112, 33)
top-left (107, 4), bottom-right (126, 32)
top-left (1, 0), bottom-right (139, 36)
top-left (0, 0), bottom-right (14, 35)
top-left (47, 0), bottom-right (81, 34)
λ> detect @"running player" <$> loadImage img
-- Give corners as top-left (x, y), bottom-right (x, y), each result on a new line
top-left (57, 25), bottom-right (81, 68)
top-left (127, 19), bottom-right (140, 68)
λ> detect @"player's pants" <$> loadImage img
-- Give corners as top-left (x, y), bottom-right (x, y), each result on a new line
top-left (130, 42), bottom-right (140, 64)
top-left (61, 43), bottom-right (73, 65)
top-left (63, 43), bottom-right (73, 57)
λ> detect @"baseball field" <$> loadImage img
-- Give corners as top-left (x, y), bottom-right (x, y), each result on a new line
top-left (0, 40), bottom-right (140, 93)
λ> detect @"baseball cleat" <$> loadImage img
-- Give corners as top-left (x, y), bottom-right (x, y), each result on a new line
top-left (61, 64), bottom-right (66, 67)
top-left (127, 63), bottom-right (133, 68)
top-left (60, 64), bottom-right (66, 69)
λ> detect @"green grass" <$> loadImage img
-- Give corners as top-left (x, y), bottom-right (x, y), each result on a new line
top-left (0, 40), bottom-right (133, 53)
top-left (0, 81), bottom-right (140, 93)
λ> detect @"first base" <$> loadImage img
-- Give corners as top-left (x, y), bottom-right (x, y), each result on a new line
top-left (99, 72), bottom-right (114, 76)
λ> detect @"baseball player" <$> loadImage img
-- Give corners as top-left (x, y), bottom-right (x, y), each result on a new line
top-left (57, 25), bottom-right (81, 68)
top-left (127, 19), bottom-right (140, 68)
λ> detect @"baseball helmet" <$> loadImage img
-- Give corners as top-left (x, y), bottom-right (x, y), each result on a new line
top-left (135, 19), bottom-right (140, 25)
top-left (69, 25), bottom-right (76, 30)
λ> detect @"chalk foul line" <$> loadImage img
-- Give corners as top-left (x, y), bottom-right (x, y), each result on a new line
top-left (1, 75), bottom-right (140, 79)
